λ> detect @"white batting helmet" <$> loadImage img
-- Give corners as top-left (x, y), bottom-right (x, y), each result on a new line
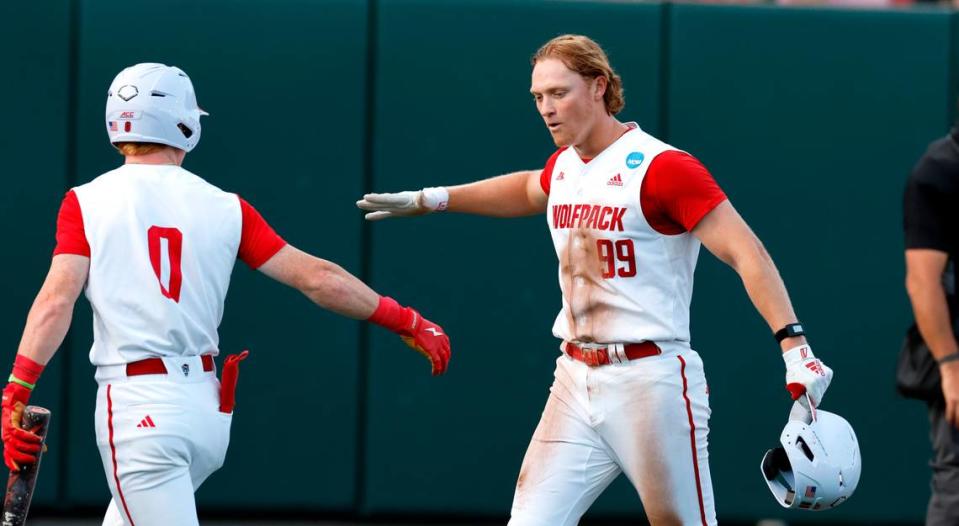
top-left (105, 63), bottom-right (207, 152)
top-left (760, 402), bottom-right (861, 511)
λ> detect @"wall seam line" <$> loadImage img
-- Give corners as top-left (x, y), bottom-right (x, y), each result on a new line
top-left (355, 0), bottom-right (379, 517)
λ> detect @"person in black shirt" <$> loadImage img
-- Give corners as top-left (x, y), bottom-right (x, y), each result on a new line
top-left (904, 126), bottom-right (959, 526)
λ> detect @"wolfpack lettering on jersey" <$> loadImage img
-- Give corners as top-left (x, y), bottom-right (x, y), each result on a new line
top-left (551, 204), bottom-right (626, 232)
top-left (540, 123), bottom-right (726, 345)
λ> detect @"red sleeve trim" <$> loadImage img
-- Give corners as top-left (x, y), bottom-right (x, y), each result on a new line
top-left (237, 197), bottom-right (287, 269)
top-left (53, 190), bottom-right (91, 257)
top-left (640, 150), bottom-right (727, 235)
top-left (539, 147), bottom-right (567, 196)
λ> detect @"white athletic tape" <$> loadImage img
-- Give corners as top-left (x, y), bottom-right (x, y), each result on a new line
top-left (421, 187), bottom-right (449, 211)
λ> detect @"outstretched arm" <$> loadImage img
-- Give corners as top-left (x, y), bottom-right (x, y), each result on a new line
top-left (356, 169), bottom-right (547, 220)
top-left (257, 245), bottom-right (451, 375)
top-left (693, 201), bottom-right (832, 405)
top-left (447, 169), bottom-right (547, 216)
top-left (257, 245), bottom-right (379, 319)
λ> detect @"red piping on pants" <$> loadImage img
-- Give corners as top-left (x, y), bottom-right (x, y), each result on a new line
top-left (107, 384), bottom-right (136, 525)
top-left (678, 356), bottom-right (707, 526)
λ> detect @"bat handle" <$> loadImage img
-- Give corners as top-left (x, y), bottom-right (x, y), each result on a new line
top-left (2, 406), bottom-right (52, 526)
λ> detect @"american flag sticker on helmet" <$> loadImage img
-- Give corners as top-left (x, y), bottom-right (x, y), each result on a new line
top-left (109, 121), bottom-right (117, 132)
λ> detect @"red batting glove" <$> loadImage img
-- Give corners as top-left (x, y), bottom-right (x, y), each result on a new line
top-left (368, 297), bottom-right (451, 375)
top-left (2, 355), bottom-right (45, 472)
top-left (399, 314), bottom-right (451, 376)
top-left (2, 383), bottom-right (42, 472)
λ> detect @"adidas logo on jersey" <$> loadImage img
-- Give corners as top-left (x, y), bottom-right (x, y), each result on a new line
top-left (607, 173), bottom-right (623, 186)
top-left (137, 415), bottom-right (156, 428)
top-left (556, 171), bottom-right (565, 181)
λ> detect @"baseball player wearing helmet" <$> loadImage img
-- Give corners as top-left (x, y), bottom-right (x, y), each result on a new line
top-left (0, 63), bottom-right (451, 526)
top-left (357, 35), bottom-right (832, 525)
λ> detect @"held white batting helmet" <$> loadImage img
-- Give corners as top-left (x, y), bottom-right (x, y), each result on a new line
top-left (105, 63), bottom-right (207, 152)
top-left (760, 401), bottom-right (861, 511)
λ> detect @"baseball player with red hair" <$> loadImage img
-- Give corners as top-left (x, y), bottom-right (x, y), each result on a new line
top-left (358, 35), bottom-right (832, 525)
top-left (1, 63), bottom-right (450, 526)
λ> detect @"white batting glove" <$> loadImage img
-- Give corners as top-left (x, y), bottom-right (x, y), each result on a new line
top-left (782, 344), bottom-right (833, 408)
top-left (356, 187), bottom-right (449, 221)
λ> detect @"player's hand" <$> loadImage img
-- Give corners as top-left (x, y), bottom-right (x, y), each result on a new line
top-left (940, 361), bottom-right (959, 428)
top-left (398, 310), bottom-right (451, 376)
top-left (368, 297), bottom-right (451, 375)
top-left (782, 344), bottom-right (833, 408)
top-left (1, 383), bottom-right (42, 472)
top-left (356, 187), bottom-right (448, 221)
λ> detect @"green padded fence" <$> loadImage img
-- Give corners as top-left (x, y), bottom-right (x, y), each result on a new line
top-left (0, 1), bottom-right (956, 523)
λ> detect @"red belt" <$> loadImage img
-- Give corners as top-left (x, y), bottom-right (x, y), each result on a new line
top-left (564, 341), bottom-right (661, 367)
top-left (125, 355), bottom-right (215, 376)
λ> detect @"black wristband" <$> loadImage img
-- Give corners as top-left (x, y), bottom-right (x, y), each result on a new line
top-left (774, 323), bottom-right (805, 343)
top-left (938, 352), bottom-right (959, 365)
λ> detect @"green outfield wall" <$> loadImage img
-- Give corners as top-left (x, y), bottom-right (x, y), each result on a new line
top-left (0, 0), bottom-right (73, 508)
top-left (667, 6), bottom-right (952, 522)
top-left (0, 0), bottom-right (956, 522)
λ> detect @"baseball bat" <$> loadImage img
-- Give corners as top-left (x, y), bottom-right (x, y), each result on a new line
top-left (2, 406), bottom-right (51, 526)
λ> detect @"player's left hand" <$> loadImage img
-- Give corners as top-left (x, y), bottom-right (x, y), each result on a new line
top-left (1, 382), bottom-right (43, 472)
top-left (782, 344), bottom-right (833, 408)
top-left (398, 310), bottom-right (451, 376)
top-left (368, 297), bottom-right (451, 375)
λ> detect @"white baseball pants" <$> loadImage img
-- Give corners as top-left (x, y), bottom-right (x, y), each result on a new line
top-left (94, 356), bottom-right (232, 526)
top-left (509, 347), bottom-right (716, 526)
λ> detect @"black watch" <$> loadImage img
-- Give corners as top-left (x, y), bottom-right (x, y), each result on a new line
top-left (774, 323), bottom-right (805, 343)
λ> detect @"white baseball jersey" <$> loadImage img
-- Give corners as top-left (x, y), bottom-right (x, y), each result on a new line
top-left (53, 162), bottom-right (285, 526)
top-left (54, 163), bottom-right (286, 366)
top-left (510, 124), bottom-right (727, 526)
top-left (541, 124), bottom-right (726, 345)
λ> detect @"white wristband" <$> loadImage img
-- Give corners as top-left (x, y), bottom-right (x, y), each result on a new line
top-left (421, 187), bottom-right (449, 212)
top-left (782, 344), bottom-right (814, 367)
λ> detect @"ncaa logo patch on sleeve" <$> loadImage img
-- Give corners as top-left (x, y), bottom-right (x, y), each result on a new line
top-left (626, 152), bottom-right (645, 169)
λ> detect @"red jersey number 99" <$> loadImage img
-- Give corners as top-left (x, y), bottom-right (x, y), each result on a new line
top-left (597, 239), bottom-right (637, 279)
